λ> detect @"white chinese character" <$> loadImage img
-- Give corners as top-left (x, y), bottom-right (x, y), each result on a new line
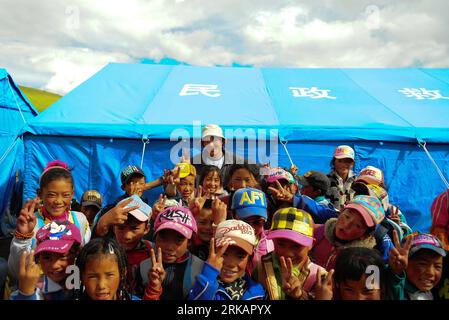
top-left (398, 88), bottom-right (449, 100)
top-left (179, 84), bottom-right (221, 97)
top-left (289, 87), bottom-right (336, 99)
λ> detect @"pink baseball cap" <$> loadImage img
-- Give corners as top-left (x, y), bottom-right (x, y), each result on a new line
top-left (35, 221), bottom-right (82, 255)
top-left (333, 145), bottom-right (355, 160)
top-left (344, 195), bottom-right (385, 228)
top-left (154, 206), bottom-right (198, 239)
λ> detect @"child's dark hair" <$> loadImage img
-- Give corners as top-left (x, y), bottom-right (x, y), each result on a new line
top-left (75, 237), bottom-right (131, 300)
top-left (334, 247), bottom-right (387, 299)
top-left (224, 162), bottom-right (261, 190)
top-left (39, 160), bottom-right (74, 190)
top-left (199, 165), bottom-right (222, 187)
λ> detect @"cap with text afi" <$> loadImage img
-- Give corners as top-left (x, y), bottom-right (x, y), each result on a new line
top-left (344, 195), bottom-right (385, 228)
top-left (215, 220), bottom-right (257, 255)
top-left (333, 145), bottom-right (355, 160)
top-left (202, 124), bottom-right (225, 140)
top-left (407, 233), bottom-right (446, 258)
top-left (154, 206), bottom-right (197, 239)
top-left (356, 166), bottom-right (384, 185)
top-left (267, 207), bottom-right (314, 247)
top-left (121, 165), bottom-right (145, 185)
top-left (81, 190), bottom-right (103, 209)
top-left (35, 221), bottom-right (82, 255)
top-left (231, 187), bottom-right (267, 220)
top-left (175, 163), bottom-right (197, 179)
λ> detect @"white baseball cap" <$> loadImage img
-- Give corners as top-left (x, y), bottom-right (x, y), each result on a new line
top-left (202, 124), bottom-right (225, 141)
top-left (215, 220), bottom-right (256, 254)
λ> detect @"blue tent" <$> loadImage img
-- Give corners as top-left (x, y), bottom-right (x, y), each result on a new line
top-left (0, 68), bottom-right (38, 237)
top-left (22, 63), bottom-right (449, 232)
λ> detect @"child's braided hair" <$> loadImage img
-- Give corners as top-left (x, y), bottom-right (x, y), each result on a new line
top-left (75, 237), bottom-right (131, 300)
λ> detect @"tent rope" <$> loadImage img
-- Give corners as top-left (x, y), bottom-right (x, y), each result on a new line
top-left (0, 136), bottom-right (19, 167)
top-left (418, 139), bottom-right (449, 224)
top-left (140, 135), bottom-right (149, 168)
top-left (7, 78), bottom-right (27, 125)
top-left (279, 139), bottom-right (294, 167)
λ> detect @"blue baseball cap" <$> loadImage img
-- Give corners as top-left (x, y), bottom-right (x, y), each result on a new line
top-left (231, 187), bottom-right (267, 220)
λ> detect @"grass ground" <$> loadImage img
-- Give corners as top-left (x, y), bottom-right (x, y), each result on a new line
top-left (18, 86), bottom-right (61, 112)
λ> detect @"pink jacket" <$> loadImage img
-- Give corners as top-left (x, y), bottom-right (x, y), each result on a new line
top-left (431, 189), bottom-right (449, 232)
top-left (247, 230), bottom-right (274, 276)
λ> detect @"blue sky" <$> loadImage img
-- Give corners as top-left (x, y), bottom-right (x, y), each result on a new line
top-left (1, 0), bottom-right (449, 94)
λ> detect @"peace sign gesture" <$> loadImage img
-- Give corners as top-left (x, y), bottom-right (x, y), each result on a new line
top-left (280, 256), bottom-right (307, 299)
top-left (18, 250), bottom-right (40, 296)
top-left (207, 237), bottom-right (230, 271)
top-left (16, 197), bottom-right (39, 235)
top-left (148, 247), bottom-right (166, 291)
top-left (152, 194), bottom-right (168, 218)
top-left (389, 229), bottom-right (413, 275)
top-left (179, 147), bottom-right (191, 164)
top-left (268, 180), bottom-right (294, 203)
top-left (314, 268), bottom-right (334, 300)
top-left (212, 197), bottom-right (227, 226)
top-left (389, 205), bottom-right (401, 225)
top-left (188, 185), bottom-right (209, 216)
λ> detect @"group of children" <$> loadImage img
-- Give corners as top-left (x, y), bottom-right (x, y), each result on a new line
top-left (3, 140), bottom-right (448, 301)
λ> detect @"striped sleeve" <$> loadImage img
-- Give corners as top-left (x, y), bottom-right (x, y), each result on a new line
top-left (431, 190), bottom-right (449, 228)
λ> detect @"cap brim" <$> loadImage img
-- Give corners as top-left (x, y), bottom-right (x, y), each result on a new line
top-left (345, 203), bottom-right (375, 227)
top-left (334, 155), bottom-right (354, 160)
top-left (266, 176), bottom-right (289, 184)
top-left (81, 201), bottom-right (101, 209)
top-left (410, 244), bottom-right (446, 258)
top-left (155, 222), bottom-right (193, 239)
top-left (235, 207), bottom-right (267, 220)
top-left (129, 209), bottom-right (149, 222)
top-left (226, 237), bottom-right (254, 255)
top-left (267, 229), bottom-right (313, 248)
top-left (35, 240), bottom-right (75, 255)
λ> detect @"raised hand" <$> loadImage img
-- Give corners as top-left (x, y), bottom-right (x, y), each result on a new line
top-left (18, 250), bottom-right (40, 296)
top-left (179, 148), bottom-right (191, 164)
top-left (389, 230), bottom-right (413, 275)
top-left (314, 268), bottom-right (334, 300)
top-left (389, 205), bottom-right (401, 225)
top-left (168, 167), bottom-right (181, 186)
top-left (152, 194), bottom-right (168, 218)
top-left (105, 198), bottom-right (139, 226)
top-left (148, 247), bottom-right (166, 291)
top-left (188, 185), bottom-right (208, 216)
top-left (207, 238), bottom-right (230, 271)
top-left (268, 180), bottom-right (294, 203)
top-left (280, 256), bottom-right (307, 299)
top-left (16, 198), bottom-right (39, 235)
top-left (290, 165), bottom-right (298, 175)
top-left (212, 197), bottom-right (227, 226)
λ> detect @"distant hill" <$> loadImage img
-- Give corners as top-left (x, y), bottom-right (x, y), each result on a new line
top-left (18, 86), bottom-right (62, 113)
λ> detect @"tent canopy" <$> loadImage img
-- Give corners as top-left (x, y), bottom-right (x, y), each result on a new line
top-left (20, 64), bottom-right (449, 233)
top-left (24, 64), bottom-right (449, 143)
top-left (0, 68), bottom-right (38, 236)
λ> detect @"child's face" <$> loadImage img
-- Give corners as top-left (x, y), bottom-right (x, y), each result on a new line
top-left (273, 238), bottom-right (310, 266)
top-left (197, 208), bottom-right (214, 243)
top-left (113, 219), bottom-right (150, 252)
top-left (228, 169), bottom-right (257, 191)
top-left (177, 175), bottom-right (195, 200)
top-left (81, 205), bottom-right (99, 224)
top-left (123, 175), bottom-right (146, 198)
top-left (39, 179), bottom-right (74, 217)
top-left (203, 171), bottom-right (221, 194)
top-left (334, 158), bottom-right (354, 176)
top-left (82, 254), bottom-right (121, 300)
top-left (220, 246), bottom-right (250, 284)
top-left (335, 209), bottom-right (368, 241)
top-left (155, 229), bottom-right (189, 264)
top-left (407, 250), bottom-right (443, 291)
top-left (39, 250), bottom-right (76, 284)
top-left (241, 215), bottom-right (265, 238)
top-left (338, 274), bottom-right (382, 300)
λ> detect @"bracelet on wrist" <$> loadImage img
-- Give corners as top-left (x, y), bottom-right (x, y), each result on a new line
top-left (14, 230), bottom-right (34, 240)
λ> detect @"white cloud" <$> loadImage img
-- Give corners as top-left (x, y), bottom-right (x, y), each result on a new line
top-left (1, 0), bottom-right (448, 94)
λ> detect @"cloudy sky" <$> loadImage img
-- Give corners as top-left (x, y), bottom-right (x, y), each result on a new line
top-left (1, 0), bottom-right (448, 95)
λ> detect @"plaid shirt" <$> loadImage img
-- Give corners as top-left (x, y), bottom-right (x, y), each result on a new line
top-left (326, 169), bottom-right (356, 210)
